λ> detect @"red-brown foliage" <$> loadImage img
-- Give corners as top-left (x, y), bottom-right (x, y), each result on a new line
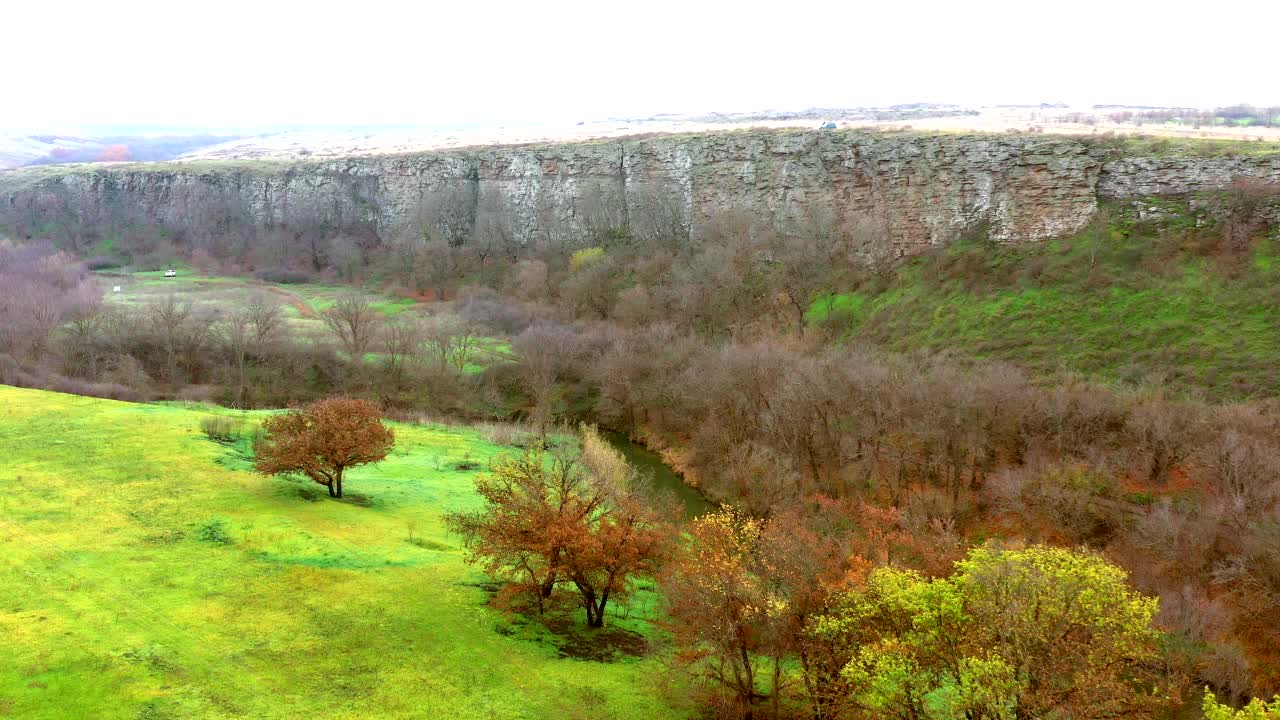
top-left (445, 430), bottom-right (673, 627)
top-left (252, 397), bottom-right (394, 498)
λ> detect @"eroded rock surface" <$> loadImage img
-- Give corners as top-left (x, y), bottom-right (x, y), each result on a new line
top-left (4, 130), bottom-right (1278, 256)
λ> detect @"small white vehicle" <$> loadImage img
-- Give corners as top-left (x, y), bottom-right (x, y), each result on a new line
top-left (112, 285), bottom-right (122, 293)
top-left (163, 269), bottom-right (177, 277)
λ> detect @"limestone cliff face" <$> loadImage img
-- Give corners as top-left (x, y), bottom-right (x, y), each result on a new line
top-left (1097, 155), bottom-right (1280, 197)
top-left (3, 130), bottom-right (1278, 256)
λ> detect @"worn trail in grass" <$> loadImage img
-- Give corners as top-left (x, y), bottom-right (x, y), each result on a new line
top-left (0, 386), bottom-right (680, 719)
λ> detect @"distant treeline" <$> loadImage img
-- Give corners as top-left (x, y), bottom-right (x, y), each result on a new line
top-left (1106, 104), bottom-right (1280, 128)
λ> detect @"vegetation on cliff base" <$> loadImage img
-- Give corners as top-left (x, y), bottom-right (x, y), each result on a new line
top-left (810, 200), bottom-right (1280, 399)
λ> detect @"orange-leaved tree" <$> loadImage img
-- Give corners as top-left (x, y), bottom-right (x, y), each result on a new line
top-left (253, 397), bottom-right (395, 498)
top-left (661, 497), bottom-right (957, 720)
top-left (446, 447), bottom-right (596, 614)
top-left (446, 425), bottom-right (673, 627)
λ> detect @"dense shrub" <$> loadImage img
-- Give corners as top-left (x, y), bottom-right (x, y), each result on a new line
top-left (254, 267), bottom-right (312, 284)
top-left (85, 255), bottom-right (124, 271)
top-left (455, 288), bottom-right (539, 334)
top-left (195, 519), bottom-right (233, 544)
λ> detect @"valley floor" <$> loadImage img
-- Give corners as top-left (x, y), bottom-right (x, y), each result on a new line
top-left (0, 386), bottom-right (680, 719)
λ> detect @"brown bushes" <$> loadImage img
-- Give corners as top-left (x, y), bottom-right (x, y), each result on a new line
top-left (546, 323), bottom-right (1280, 694)
top-left (253, 267), bottom-right (312, 284)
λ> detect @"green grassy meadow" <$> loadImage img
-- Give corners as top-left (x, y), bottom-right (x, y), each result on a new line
top-left (809, 202), bottom-right (1280, 399)
top-left (0, 386), bottom-right (683, 719)
top-left (99, 268), bottom-right (417, 334)
top-left (94, 269), bottom-right (514, 373)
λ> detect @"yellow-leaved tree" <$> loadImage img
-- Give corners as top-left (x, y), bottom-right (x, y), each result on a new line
top-left (1204, 690), bottom-right (1280, 720)
top-left (810, 545), bottom-right (1183, 720)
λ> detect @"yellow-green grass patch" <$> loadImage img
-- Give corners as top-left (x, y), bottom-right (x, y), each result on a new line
top-left (0, 386), bottom-right (681, 719)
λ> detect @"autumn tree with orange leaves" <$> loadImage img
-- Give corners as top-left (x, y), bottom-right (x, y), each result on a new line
top-left (253, 397), bottom-right (395, 498)
top-left (660, 498), bottom-right (959, 720)
top-left (446, 426), bottom-right (672, 627)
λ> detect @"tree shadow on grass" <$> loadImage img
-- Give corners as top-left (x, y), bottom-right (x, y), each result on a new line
top-left (458, 581), bottom-right (651, 661)
top-left (338, 492), bottom-right (375, 507)
top-left (540, 616), bottom-right (650, 662)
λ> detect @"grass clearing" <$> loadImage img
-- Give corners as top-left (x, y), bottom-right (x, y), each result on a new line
top-left (95, 269), bottom-right (518, 375)
top-left (98, 271), bottom-right (417, 332)
top-left (0, 386), bottom-right (682, 719)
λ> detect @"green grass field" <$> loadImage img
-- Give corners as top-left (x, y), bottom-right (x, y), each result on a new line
top-left (99, 268), bottom-right (418, 333)
top-left (95, 269), bottom-right (514, 374)
top-left (0, 386), bottom-right (683, 719)
top-left (810, 202), bottom-right (1280, 399)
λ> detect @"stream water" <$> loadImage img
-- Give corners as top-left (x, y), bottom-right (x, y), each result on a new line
top-left (602, 431), bottom-right (714, 519)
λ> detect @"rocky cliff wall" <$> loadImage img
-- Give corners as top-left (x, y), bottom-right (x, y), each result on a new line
top-left (4, 130), bottom-right (1279, 256)
top-left (1097, 154), bottom-right (1280, 197)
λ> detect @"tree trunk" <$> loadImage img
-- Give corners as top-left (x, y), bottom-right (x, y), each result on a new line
top-left (540, 574), bottom-right (557, 603)
top-left (594, 589), bottom-right (610, 628)
top-left (577, 581), bottom-right (606, 628)
top-left (236, 350), bottom-right (247, 408)
top-left (586, 594), bottom-right (602, 628)
top-left (740, 641), bottom-right (756, 719)
top-left (771, 655), bottom-right (781, 720)
top-left (335, 468), bottom-right (344, 498)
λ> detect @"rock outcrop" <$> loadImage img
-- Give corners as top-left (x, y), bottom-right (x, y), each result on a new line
top-left (3, 130), bottom-right (1278, 257)
top-left (1097, 155), bottom-right (1280, 197)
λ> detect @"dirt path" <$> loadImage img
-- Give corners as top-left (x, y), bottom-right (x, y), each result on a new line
top-left (258, 284), bottom-right (318, 318)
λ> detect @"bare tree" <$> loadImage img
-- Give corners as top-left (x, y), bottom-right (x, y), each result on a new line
top-left (471, 192), bottom-right (517, 275)
top-left (628, 181), bottom-right (690, 253)
top-left (416, 185), bottom-right (478, 248)
top-left (221, 310), bottom-right (255, 407)
top-left (322, 293), bottom-right (381, 360)
top-left (1128, 392), bottom-right (1206, 484)
top-left (147, 295), bottom-right (205, 384)
top-left (0, 242), bottom-right (100, 362)
top-left (418, 314), bottom-right (480, 373)
top-left (244, 293), bottom-right (285, 347)
top-left (513, 323), bottom-right (580, 440)
top-left (380, 317), bottom-right (422, 385)
top-left (60, 304), bottom-right (113, 379)
top-left (412, 238), bottom-right (464, 300)
top-left (575, 185), bottom-right (629, 248)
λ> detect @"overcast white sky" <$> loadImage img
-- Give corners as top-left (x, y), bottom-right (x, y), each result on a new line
top-left (3, 0), bottom-right (1278, 131)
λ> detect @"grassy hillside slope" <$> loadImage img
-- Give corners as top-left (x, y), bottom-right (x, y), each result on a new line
top-left (810, 201), bottom-right (1280, 399)
top-left (0, 386), bottom-right (680, 719)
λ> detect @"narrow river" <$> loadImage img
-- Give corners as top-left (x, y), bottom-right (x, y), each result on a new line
top-left (602, 431), bottom-right (715, 519)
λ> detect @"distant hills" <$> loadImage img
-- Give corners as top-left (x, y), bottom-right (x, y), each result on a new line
top-left (5, 102), bottom-right (1279, 170)
top-left (0, 132), bottom-right (242, 169)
